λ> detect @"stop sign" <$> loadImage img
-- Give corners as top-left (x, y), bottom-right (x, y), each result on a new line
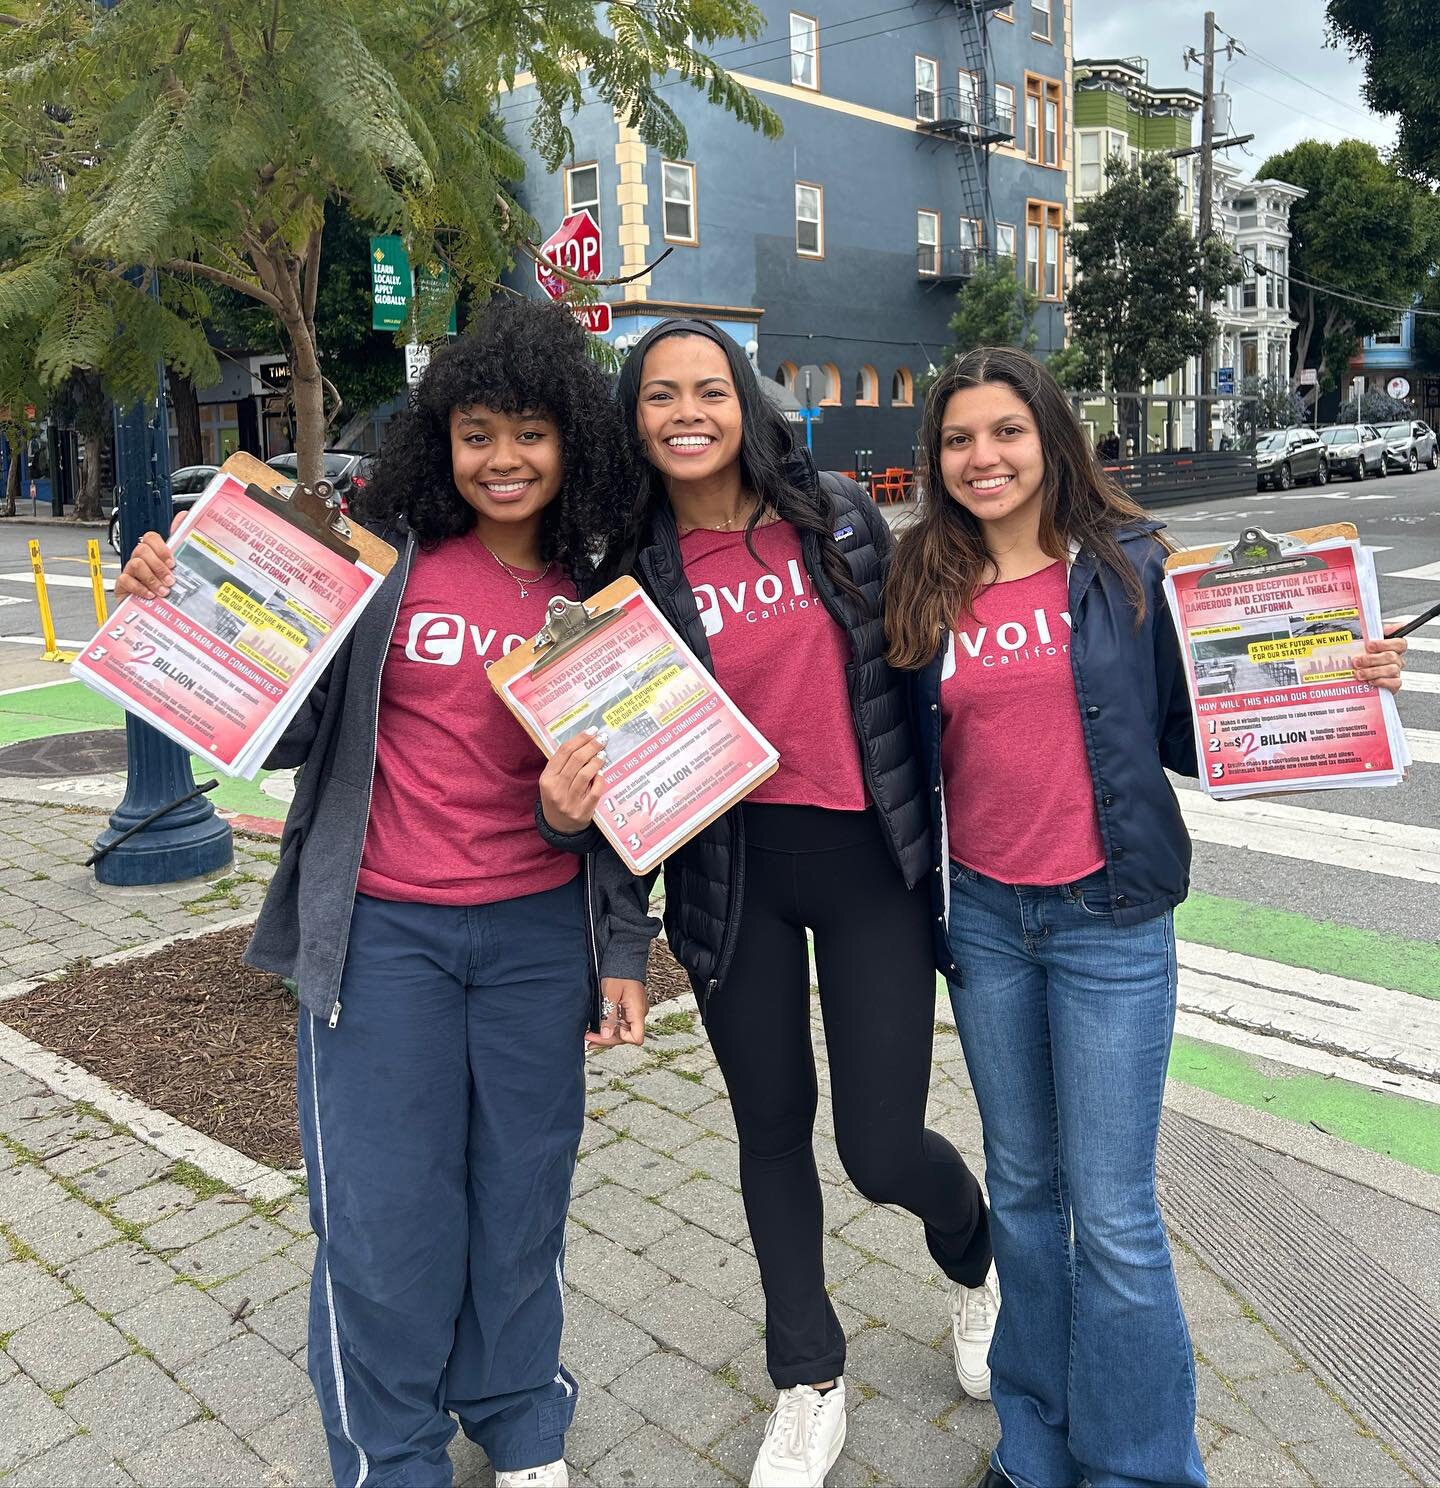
top-left (536, 209), bottom-right (603, 300)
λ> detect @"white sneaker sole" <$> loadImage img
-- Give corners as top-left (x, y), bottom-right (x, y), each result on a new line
top-left (747, 1414), bottom-right (847, 1488)
top-left (954, 1357), bottom-right (992, 1402)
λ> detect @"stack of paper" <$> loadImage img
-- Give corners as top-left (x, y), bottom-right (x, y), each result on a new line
top-left (1163, 536), bottom-right (1409, 800)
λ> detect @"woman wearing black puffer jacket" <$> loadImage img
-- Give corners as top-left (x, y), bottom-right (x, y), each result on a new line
top-left (600, 319), bottom-right (996, 1488)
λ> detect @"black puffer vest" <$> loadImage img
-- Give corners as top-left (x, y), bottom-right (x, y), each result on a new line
top-left (630, 456), bottom-right (931, 1005)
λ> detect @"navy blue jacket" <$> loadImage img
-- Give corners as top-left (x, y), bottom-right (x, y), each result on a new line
top-left (913, 521), bottom-right (1199, 977)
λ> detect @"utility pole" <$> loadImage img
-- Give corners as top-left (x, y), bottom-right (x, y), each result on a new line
top-left (1195, 12), bottom-right (1218, 451)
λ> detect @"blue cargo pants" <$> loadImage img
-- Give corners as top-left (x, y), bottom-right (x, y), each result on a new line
top-left (296, 880), bottom-right (591, 1487)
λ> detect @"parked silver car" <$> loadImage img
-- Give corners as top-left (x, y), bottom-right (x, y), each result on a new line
top-left (1375, 420), bottom-right (1439, 474)
top-left (1254, 427), bottom-right (1328, 490)
top-left (1318, 424), bottom-right (1389, 480)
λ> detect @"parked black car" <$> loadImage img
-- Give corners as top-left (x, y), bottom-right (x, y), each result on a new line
top-left (107, 463), bottom-right (219, 553)
top-left (1254, 428), bottom-right (1328, 490)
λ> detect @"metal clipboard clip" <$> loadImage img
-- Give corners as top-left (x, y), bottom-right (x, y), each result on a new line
top-left (242, 477), bottom-right (360, 564)
top-left (530, 595), bottom-right (626, 673)
top-left (1196, 526), bottom-right (1332, 589)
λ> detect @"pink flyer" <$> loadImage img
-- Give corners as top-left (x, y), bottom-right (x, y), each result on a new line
top-left (73, 474), bottom-right (376, 774)
top-left (500, 583), bottom-right (777, 873)
top-left (1165, 542), bottom-right (1401, 793)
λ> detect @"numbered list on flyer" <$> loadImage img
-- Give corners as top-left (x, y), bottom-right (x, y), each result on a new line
top-left (1166, 542), bottom-right (1402, 794)
top-left (503, 588), bottom-right (776, 873)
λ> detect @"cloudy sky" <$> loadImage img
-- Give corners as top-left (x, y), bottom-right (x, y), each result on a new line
top-left (1073, 0), bottom-right (1396, 168)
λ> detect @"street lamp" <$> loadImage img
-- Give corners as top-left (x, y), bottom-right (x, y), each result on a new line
top-left (89, 270), bottom-right (233, 886)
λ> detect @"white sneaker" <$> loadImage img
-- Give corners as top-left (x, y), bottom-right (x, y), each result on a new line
top-left (749, 1379), bottom-right (847, 1487)
top-left (949, 1264), bottom-right (1000, 1400)
top-left (496, 1462), bottom-right (568, 1488)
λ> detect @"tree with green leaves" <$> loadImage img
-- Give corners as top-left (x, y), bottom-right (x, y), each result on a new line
top-left (1337, 389), bottom-right (1414, 425)
top-left (1234, 374), bottom-right (1306, 451)
top-left (1044, 342), bottom-right (1089, 394)
top-left (1257, 140), bottom-right (1440, 402)
top-left (1413, 275), bottom-right (1440, 377)
top-left (1327, 1), bottom-right (1440, 185)
top-left (937, 257), bottom-right (1037, 370)
top-left (1065, 154), bottom-right (1238, 449)
top-left (0, 1), bottom-right (779, 486)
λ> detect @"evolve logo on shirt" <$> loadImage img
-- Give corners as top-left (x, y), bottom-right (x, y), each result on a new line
top-left (942, 605), bottom-right (1074, 678)
top-left (404, 612), bottom-right (528, 667)
top-left (693, 558), bottom-right (820, 638)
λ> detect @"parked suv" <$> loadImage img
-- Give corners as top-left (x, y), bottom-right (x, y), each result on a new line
top-left (107, 463), bottom-right (219, 552)
top-left (1318, 424), bottom-right (1389, 480)
top-left (1375, 420), bottom-right (1439, 474)
top-left (1254, 427), bottom-right (1327, 490)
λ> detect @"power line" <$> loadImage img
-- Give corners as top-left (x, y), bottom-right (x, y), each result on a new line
top-left (493, 7), bottom-right (948, 131)
top-left (1239, 251), bottom-right (1438, 318)
top-left (1233, 45), bottom-right (1383, 129)
top-left (1224, 75), bottom-right (1359, 141)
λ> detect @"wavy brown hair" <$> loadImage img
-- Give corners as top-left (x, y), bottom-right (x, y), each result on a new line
top-left (885, 345), bottom-right (1155, 669)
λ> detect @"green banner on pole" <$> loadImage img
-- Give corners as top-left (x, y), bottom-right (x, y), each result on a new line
top-left (416, 260), bottom-right (458, 335)
top-left (370, 235), bottom-right (410, 331)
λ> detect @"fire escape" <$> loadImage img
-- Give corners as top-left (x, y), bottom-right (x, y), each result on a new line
top-left (915, 0), bottom-right (1015, 285)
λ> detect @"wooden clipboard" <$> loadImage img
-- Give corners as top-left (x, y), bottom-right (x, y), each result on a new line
top-left (488, 576), bottom-right (779, 874)
top-left (1164, 522), bottom-right (1357, 575)
top-left (215, 452), bottom-right (397, 576)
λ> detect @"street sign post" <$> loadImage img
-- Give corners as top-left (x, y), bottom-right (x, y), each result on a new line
top-left (797, 364), bottom-right (829, 451)
top-left (370, 236), bottom-right (410, 331)
top-left (572, 303), bottom-right (612, 335)
top-left (405, 343), bottom-right (431, 385)
top-left (536, 209), bottom-right (603, 299)
top-left (1217, 367), bottom-right (1235, 397)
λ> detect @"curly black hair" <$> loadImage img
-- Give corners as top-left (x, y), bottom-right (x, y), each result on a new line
top-left (353, 296), bottom-right (634, 581)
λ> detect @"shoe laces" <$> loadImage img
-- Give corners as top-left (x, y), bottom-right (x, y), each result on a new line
top-left (768, 1385), bottom-right (825, 1460)
top-left (958, 1279), bottom-right (996, 1339)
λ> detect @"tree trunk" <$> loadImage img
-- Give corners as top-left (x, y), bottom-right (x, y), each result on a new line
top-left (168, 368), bottom-right (204, 468)
top-left (75, 428), bottom-right (104, 522)
top-left (1291, 292), bottom-right (1315, 388)
top-left (2, 442), bottom-right (16, 518)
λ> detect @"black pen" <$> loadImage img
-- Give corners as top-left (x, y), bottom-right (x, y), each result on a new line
top-left (1388, 601), bottom-right (1440, 639)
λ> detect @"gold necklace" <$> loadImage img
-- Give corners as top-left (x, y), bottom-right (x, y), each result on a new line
top-left (479, 538), bottom-right (552, 599)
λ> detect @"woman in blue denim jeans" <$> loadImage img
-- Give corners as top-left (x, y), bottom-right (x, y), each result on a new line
top-left (886, 347), bottom-right (1408, 1488)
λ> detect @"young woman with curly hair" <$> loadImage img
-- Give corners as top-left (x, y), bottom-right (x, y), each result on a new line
top-left (115, 297), bottom-right (654, 1488)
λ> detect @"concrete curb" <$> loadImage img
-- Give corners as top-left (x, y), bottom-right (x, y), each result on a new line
top-left (0, 1019), bottom-right (296, 1201)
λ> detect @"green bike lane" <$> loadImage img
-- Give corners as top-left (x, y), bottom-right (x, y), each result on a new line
top-left (5, 679), bottom-right (1439, 1177)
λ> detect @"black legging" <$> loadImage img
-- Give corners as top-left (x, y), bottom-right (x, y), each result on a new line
top-left (704, 803), bottom-right (992, 1389)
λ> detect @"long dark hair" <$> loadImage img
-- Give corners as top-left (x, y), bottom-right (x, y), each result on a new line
top-left (611, 319), bottom-right (865, 611)
top-left (355, 296), bottom-right (633, 584)
top-left (885, 345), bottom-right (1154, 669)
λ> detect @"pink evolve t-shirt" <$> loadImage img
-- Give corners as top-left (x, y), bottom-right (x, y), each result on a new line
top-left (357, 535), bottom-right (580, 905)
top-left (940, 560), bottom-right (1105, 885)
top-left (680, 522), bottom-right (867, 810)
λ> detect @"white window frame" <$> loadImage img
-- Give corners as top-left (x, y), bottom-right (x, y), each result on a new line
top-left (660, 160), bottom-right (697, 245)
top-left (996, 222), bottom-right (1017, 263)
top-left (958, 69), bottom-right (981, 125)
top-left (564, 162), bottom-right (600, 223)
top-left (796, 181), bottom-right (824, 258)
top-left (995, 82), bottom-right (1016, 136)
top-left (917, 209), bottom-right (940, 276)
top-left (1032, 0), bottom-right (1052, 41)
top-left (789, 12), bottom-right (818, 91)
top-left (1043, 94), bottom-right (1060, 167)
top-left (1078, 131), bottom-right (1102, 195)
top-left (915, 55), bottom-right (938, 122)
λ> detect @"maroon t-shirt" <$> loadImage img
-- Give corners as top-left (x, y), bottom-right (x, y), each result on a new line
top-left (357, 535), bottom-right (580, 905)
top-left (680, 521), bottom-right (867, 810)
top-left (940, 561), bottom-right (1105, 885)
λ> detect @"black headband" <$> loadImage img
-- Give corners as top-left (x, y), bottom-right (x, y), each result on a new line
top-left (616, 317), bottom-right (742, 407)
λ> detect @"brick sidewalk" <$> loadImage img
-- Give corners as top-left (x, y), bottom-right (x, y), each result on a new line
top-left (0, 805), bottom-right (1422, 1486)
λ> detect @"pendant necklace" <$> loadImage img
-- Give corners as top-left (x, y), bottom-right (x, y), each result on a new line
top-left (480, 538), bottom-right (552, 599)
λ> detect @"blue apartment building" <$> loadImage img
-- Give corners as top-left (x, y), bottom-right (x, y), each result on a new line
top-left (503, 1), bottom-right (1074, 470)
top-left (1349, 309), bottom-right (1439, 426)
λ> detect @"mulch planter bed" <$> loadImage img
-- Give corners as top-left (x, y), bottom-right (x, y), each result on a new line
top-left (4, 925), bottom-right (693, 1172)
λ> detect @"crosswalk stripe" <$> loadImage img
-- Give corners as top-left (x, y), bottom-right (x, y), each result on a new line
top-left (1403, 728), bottom-right (1440, 764)
top-left (1173, 1013), bottom-right (1440, 1107)
top-left (0, 571), bottom-right (98, 590)
top-left (1177, 942), bottom-right (1440, 1084)
top-left (1179, 790), bottom-right (1440, 885)
top-left (1387, 560), bottom-right (1440, 581)
top-left (1395, 671), bottom-right (1440, 695)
